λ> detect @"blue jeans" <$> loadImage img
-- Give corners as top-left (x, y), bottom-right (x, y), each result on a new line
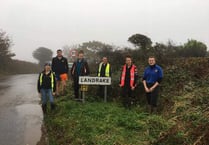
top-left (40, 89), bottom-right (54, 105)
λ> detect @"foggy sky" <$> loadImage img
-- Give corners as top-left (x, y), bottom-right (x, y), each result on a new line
top-left (0, 0), bottom-right (209, 62)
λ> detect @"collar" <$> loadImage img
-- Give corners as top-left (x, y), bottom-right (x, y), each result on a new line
top-left (149, 64), bottom-right (156, 68)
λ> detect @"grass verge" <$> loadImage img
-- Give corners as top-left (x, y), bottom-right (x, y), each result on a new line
top-left (44, 96), bottom-right (171, 145)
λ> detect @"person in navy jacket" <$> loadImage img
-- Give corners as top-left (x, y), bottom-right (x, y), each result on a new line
top-left (142, 56), bottom-right (163, 114)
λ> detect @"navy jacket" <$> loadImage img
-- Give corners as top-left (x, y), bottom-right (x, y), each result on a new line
top-left (143, 64), bottom-right (163, 84)
top-left (52, 56), bottom-right (69, 75)
top-left (70, 59), bottom-right (90, 78)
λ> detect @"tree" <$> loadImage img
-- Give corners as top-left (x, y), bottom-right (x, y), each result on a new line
top-left (32, 47), bottom-right (53, 66)
top-left (128, 34), bottom-right (152, 50)
top-left (149, 40), bottom-right (182, 64)
top-left (179, 39), bottom-right (207, 57)
top-left (81, 41), bottom-right (112, 52)
top-left (0, 30), bottom-right (15, 70)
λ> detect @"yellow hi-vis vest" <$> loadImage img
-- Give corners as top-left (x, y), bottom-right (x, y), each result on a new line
top-left (98, 63), bottom-right (110, 77)
top-left (40, 72), bottom-right (54, 90)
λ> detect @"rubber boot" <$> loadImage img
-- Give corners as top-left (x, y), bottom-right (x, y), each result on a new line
top-left (42, 104), bottom-right (47, 114)
top-left (152, 107), bottom-right (157, 114)
top-left (147, 105), bottom-right (152, 114)
top-left (51, 103), bottom-right (55, 111)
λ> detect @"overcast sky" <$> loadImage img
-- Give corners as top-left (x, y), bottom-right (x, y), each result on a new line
top-left (1, 0), bottom-right (209, 62)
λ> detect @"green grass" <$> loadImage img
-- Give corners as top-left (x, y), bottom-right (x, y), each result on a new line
top-left (44, 96), bottom-right (171, 145)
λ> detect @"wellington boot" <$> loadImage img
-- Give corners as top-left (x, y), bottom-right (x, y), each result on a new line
top-left (42, 104), bottom-right (47, 114)
top-left (147, 105), bottom-right (152, 114)
top-left (152, 107), bottom-right (157, 114)
top-left (51, 103), bottom-right (56, 111)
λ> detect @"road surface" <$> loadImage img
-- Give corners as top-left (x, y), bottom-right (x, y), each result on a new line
top-left (0, 74), bottom-right (43, 145)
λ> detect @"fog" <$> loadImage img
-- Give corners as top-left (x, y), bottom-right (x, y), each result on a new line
top-left (0, 0), bottom-right (209, 62)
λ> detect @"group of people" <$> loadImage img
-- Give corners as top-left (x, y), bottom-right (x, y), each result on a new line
top-left (37, 49), bottom-right (163, 114)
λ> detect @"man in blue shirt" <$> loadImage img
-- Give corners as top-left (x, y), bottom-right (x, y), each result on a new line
top-left (142, 56), bottom-right (163, 114)
top-left (70, 50), bottom-right (90, 99)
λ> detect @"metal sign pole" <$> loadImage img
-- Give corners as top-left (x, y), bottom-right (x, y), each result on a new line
top-left (104, 85), bottom-right (107, 103)
top-left (82, 91), bottom-right (85, 103)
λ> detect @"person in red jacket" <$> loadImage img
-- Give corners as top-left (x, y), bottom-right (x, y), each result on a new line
top-left (119, 55), bottom-right (138, 108)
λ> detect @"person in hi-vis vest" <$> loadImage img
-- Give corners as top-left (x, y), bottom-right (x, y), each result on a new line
top-left (37, 63), bottom-right (56, 114)
top-left (97, 57), bottom-right (111, 97)
top-left (119, 55), bottom-right (138, 108)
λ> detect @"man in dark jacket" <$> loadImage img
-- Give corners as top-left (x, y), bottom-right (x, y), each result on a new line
top-left (52, 49), bottom-right (69, 96)
top-left (71, 50), bottom-right (90, 99)
top-left (119, 55), bottom-right (138, 108)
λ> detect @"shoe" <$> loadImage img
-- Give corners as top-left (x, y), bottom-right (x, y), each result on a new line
top-left (42, 104), bottom-right (47, 114)
top-left (51, 103), bottom-right (56, 110)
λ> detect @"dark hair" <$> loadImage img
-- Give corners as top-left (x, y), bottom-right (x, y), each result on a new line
top-left (78, 50), bottom-right (84, 54)
top-left (125, 54), bottom-right (132, 59)
top-left (44, 62), bottom-right (51, 66)
top-left (149, 56), bottom-right (156, 60)
top-left (57, 49), bottom-right (62, 52)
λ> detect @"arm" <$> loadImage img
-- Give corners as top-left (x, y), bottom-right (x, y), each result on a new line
top-left (143, 80), bottom-right (150, 93)
top-left (37, 73), bottom-right (41, 93)
top-left (85, 61), bottom-right (90, 75)
top-left (119, 66), bottom-right (123, 87)
top-left (65, 58), bottom-right (69, 73)
top-left (134, 66), bottom-right (138, 87)
top-left (70, 62), bottom-right (76, 77)
top-left (142, 69), bottom-right (150, 93)
top-left (109, 65), bottom-right (112, 77)
top-left (51, 58), bottom-right (55, 72)
top-left (97, 63), bottom-right (100, 76)
top-left (150, 67), bottom-right (163, 91)
top-left (53, 73), bottom-right (56, 93)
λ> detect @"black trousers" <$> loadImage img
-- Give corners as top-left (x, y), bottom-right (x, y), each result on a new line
top-left (146, 83), bottom-right (159, 107)
top-left (121, 86), bottom-right (134, 108)
top-left (73, 77), bottom-right (80, 99)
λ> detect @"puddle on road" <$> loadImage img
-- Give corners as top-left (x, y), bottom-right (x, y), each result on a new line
top-left (16, 104), bottom-right (43, 145)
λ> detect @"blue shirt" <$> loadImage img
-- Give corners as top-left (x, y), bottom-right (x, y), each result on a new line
top-left (143, 64), bottom-right (163, 84)
top-left (76, 60), bottom-right (83, 76)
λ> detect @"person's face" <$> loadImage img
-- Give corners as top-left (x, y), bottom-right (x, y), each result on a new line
top-left (45, 65), bottom-right (51, 71)
top-left (78, 53), bottom-right (84, 60)
top-left (57, 51), bottom-right (62, 57)
top-left (102, 57), bottom-right (108, 64)
top-left (125, 57), bottom-right (132, 66)
top-left (148, 57), bottom-right (156, 66)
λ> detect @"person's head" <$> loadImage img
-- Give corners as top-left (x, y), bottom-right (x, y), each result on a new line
top-left (125, 55), bottom-right (132, 66)
top-left (148, 56), bottom-right (156, 66)
top-left (78, 50), bottom-right (84, 60)
top-left (57, 49), bottom-right (63, 57)
top-left (102, 57), bottom-right (108, 64)
top-left (44, 63), bottom-right (51, 72)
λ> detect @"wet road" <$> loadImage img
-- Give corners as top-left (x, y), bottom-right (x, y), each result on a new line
top-left (0, 74), bottom-right (43, 145)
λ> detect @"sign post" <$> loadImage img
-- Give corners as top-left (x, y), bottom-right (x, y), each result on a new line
top-left (104, 85), bottom-right (107, 102)
top-left (79, 76), bottom-right (111, 103)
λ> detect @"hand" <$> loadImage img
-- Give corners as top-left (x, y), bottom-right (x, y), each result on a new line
top-left (145, 87), bottom-right (150, 93)
top-left (52, 92), bottom-right (56, 96)
top-left (150, 87), bottom-right (155, 92)
top-left (131, 86), bottom-right (135, 90)
top-left (119, 84), bottom-right (122, 87)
